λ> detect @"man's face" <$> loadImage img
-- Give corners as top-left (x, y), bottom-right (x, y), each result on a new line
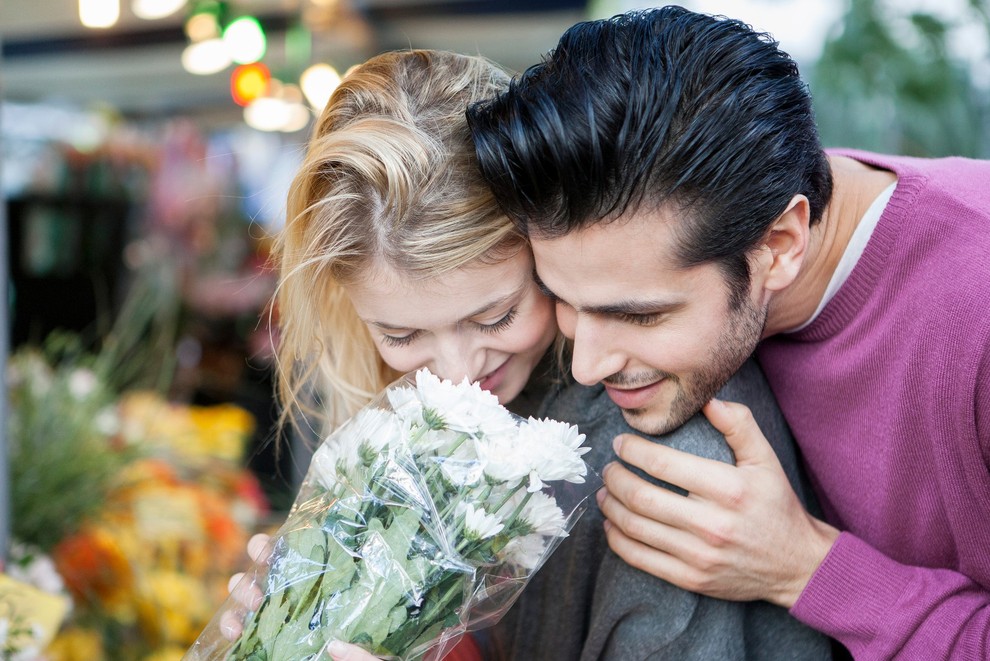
top-left (530, 208), bottom-right (767, 435)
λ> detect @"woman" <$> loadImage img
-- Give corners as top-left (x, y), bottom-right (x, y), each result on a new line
top-left (224, 49), bottom-right (557, 661)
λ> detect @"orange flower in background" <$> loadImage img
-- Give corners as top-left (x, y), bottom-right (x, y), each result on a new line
top-left (52, 526), bottom-right (134, 618)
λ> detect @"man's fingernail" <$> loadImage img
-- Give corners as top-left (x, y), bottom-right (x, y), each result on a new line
top-left (596, 488), bottom-right (606, 504)
top-left (613, 435), bottom-right (623, 453)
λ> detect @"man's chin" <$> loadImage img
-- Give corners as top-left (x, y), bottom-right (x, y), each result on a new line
top-left (618, 405), bottom-right (695, 437)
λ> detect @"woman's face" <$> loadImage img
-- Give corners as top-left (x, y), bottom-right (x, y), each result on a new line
top-left (345, 249), bottom-right (558, 405)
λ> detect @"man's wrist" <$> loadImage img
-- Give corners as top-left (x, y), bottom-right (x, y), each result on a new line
top-left (777, 518), bottom-right (841, 609)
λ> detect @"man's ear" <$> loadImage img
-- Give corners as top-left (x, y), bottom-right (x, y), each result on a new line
top-left (756, 194), bottom-right (810, 294)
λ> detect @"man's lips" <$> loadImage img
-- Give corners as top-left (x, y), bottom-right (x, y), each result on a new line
top-left (603, 379), bottom-right (665, 410)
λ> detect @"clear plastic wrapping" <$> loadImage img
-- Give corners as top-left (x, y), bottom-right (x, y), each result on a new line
top-left (185, 368), bottom-right (599, 661)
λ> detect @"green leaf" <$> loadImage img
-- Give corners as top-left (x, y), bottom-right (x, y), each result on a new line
top-left (257, 595), bottom-right (292, 642)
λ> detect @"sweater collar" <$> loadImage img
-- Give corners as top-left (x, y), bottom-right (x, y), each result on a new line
top-left (783, 149), bottom-right (929, 342)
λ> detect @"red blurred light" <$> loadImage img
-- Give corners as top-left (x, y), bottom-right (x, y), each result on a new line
top-left (231, 63), bottom-right (270, 106)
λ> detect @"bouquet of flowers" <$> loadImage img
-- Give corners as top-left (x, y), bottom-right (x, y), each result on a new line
top-left (185, 369), bottom-right (597, 661)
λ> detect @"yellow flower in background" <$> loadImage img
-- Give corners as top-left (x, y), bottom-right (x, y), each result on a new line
top-left (46, 626), bottom-right (105, 661)
top-left (142, 646), bottom-right (187, 661)
top-left (189, 403), bottom-right (255, 462)
top-left (118, 391), bottom-right (255, 465)
top-left (136, 570), bottom-right (211, 645)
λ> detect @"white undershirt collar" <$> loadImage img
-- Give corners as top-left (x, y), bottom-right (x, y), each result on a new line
top-left (789, 181), bottom-right (897, 332)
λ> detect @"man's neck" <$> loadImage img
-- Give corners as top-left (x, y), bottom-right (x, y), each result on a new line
top-left (765, 154), bottom-right (897, 335)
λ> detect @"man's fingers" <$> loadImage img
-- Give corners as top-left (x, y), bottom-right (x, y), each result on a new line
top-left (612, 433), bottom-right (735, 497)
top-left (602, 517), bottom-right (704, 591)
top-left (602, 459), bottom-right (698, 525)
top-left (701, 399), bottom-right (776, 466)
top-left (597, 484), bottom-right (700, 557)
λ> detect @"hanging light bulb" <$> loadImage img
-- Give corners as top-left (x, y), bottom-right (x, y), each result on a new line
top-left (223, 16), bottom-right (267, 64)
top-left (244, 80), bottom-right (313, 132)
top-left (79, 0), bottom-right (119, 28)
top-left (132, 0), bottom-right (184, 20)
top-left (300, 63), bottom-right (341, 111)
top-left (182, 38), bottom-right (232, 75)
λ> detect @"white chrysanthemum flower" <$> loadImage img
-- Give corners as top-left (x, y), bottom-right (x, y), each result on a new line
top-left (348, 408), bottom-right (403, 453)
top-left (520, 492), bottom-right (568, 537)
top-left (438, 438), bottom-right (486, 487)
top-left (498, 533), bottom-right (545, 570)
top-left (521, 418), bottom-right (591, 457)
top-left (516, 418), bottom-right (591, 489)
top-left (422, 428), bottom-right (468, 455)
top-left (314, 408), bottom-right (404, 485)
top-left (309, 443), bottom-right (342, 491)
top-left (481, 418), bottom-right (589, 492)
top-left (413, 369), bottom-right (515, 436)
top-left (387, 385), bottom-right (424, 425)
top-left (457, 503), bottom-right (504, 541)
top-left (480, 436), bottom-right (531, 485)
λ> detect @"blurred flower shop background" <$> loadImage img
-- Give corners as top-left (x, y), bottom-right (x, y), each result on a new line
top-left (1, 0), bottom-right (988, 658)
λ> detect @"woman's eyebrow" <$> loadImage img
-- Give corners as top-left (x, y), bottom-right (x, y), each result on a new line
top-left (463, 288), bottom-right (520, 319)
top-left (365, 283), bottom-right (525, 331)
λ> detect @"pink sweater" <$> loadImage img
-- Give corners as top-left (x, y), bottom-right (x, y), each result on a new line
top-left (757, 150), bottom-right (990, 659)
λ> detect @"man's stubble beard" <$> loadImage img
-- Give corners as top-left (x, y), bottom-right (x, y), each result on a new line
top-left (620, 297), bottom-right (768, 436)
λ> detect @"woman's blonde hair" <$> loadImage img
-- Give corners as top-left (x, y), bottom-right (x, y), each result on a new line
top-left (274, 49), bottom-right (523, 436)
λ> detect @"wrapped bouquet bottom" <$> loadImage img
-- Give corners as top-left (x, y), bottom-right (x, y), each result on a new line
top-left (185, 369), bottom-right (599, 661)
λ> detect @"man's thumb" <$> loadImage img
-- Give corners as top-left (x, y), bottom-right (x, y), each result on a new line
top-left (702, 398), bottom-right (772, 465)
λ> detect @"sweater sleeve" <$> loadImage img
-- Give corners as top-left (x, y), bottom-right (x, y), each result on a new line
top-left (791, 533), bottom-right (990, 659)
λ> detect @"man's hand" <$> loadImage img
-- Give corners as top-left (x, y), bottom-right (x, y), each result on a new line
top-left (597, 398), bottom-right (840, 608)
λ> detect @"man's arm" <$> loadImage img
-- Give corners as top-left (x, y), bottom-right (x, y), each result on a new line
top-left (598, 399), bottom-right (990, 659)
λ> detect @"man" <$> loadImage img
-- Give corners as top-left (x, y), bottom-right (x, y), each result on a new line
top-left (467, 5), bottom-right (990, 659)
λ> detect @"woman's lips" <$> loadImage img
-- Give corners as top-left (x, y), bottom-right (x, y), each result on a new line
top-left (603, 379), bottom-right (665, 410)
top-left (479, 359), bottom-right (510, 393)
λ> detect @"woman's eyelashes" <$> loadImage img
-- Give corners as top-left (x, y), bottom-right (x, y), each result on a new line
top-left (378, 306), bottom-right (519, 347)
top-left (381, 330), bottom-right (421, 348)
top-left (476, 306), bottom-right (518, 334)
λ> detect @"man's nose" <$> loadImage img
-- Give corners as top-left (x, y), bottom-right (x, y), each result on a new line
top-left (568, 314), bottom-right (625, 386)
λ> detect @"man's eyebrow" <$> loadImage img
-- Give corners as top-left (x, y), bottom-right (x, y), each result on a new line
top-left (532, 268), bottom-right (682, 316)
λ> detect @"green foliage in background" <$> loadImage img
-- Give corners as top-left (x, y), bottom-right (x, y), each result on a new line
top-left (6, 263), bottom-right (181, 551)
top-left (812, 0), bottom-right (990, 157)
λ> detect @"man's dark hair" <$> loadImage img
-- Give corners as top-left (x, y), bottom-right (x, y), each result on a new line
top-left (467, 5), bottom-right (833, 307)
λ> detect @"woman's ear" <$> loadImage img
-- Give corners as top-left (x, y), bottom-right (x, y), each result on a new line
top-left (757, 194), bottom-right (810, 294)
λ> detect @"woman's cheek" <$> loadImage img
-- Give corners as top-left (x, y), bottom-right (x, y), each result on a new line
top-left (375, 343), bottom-right (422, 374)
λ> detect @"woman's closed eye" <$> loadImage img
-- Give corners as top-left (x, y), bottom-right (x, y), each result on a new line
top-left (380, 329), bottom-right (422, 348)
top-left (379, 306), bottom-right (518, 347)
top-left (476, 306), bottom-right (518, 334)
